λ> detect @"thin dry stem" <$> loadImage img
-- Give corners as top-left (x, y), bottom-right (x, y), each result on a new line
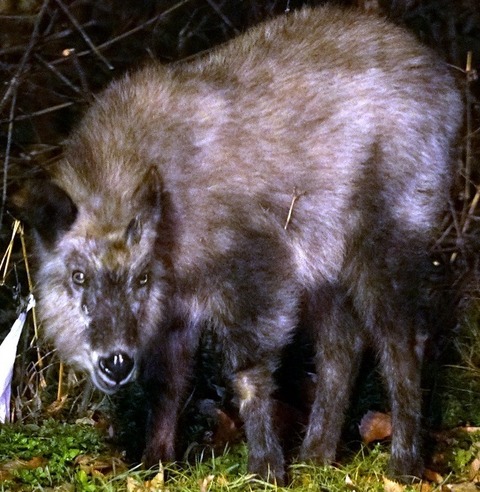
top-left (0, 219), bottom-right (20, 284)
top-left (284, 187), bottom-right (306, 230)
top-left (56, 362), bottom-right (64, 401)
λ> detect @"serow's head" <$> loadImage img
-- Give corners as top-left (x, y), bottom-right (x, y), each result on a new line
top-left (11, 169), bottom-right (169, 394)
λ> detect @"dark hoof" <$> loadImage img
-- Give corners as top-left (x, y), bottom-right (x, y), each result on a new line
top-left (387, 458), bottom-right (424, 484)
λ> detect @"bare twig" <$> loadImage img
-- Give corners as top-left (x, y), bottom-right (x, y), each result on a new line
top-left (0, 0), bottom-right (193, 68)
top-left (54, 0), bottom-right (114, 70)
top-left (0, 88), bottom-right (17, 229)
top-left (205, 0), bottom-right (240, 33)
top-left (0, 0), bottom-right (50, 114)
top-left (458, 52), bottom-right (479, 238)
top-left (463, 51), bottom-right (474, 205)
top-left (0, 21), bottom-right (97, 57)
top-left (0, 102), bottom-right (75, 125)
top-left (49, 0), bottom-right (193, 67)
top-left (34, 53), bottom-right (82, 94)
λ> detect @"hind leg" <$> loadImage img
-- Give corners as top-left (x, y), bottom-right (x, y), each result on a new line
top-left (376, 325), bottom-right (426, 481)
top-left (300, 285), bottom-right (365, 463)
top-left (355, 247), bottom-right (429, 482)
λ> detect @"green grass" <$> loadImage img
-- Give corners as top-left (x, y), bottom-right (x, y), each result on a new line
top-left (0, 419), bottom-right (106, 490)
top-left (2, 419), bottom-right (480, 491)
top-left (0, 423), bottom-right (395, 492)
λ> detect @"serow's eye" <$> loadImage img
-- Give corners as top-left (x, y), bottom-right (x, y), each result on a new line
top-left (72, 270), bottom-right (86, 286)
top-left (138, 272), bottom-right (149, 287)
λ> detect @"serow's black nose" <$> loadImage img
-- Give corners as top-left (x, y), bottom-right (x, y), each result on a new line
top-left (99, 352), bottom-right (134, 384)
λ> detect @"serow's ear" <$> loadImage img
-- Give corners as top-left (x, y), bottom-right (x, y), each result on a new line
top-left (131, 167), bottom-right (163, 222)
top-left (125, 216), bottom-right (142, 246)
top-left (125, 168), bottom-right (163, 246)
top-left (10, 179), bottom-right (78, 246)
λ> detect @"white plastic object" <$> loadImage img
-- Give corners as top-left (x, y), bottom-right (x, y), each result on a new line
top-left (0, 294), bottom-right (35, 423)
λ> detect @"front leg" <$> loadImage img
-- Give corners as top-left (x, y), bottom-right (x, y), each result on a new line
top-left (143, 383), bottom-right (185, 468)
top-left (140, 325), bottom-right (199, 469)
top-left (222, 304), bottom-right (297, 485)
top-left (233, 365), bottom-right (285, 484)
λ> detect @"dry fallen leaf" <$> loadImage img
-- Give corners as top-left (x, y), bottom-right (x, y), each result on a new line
top-left (0, 470), bottom-right (12, 482)
top-left (345, 473), bottom-right (356, 490)
top-left (359, 411), bottom-right (392, 444)
top-left (446, 483), bottom-right (480, 491)
top-left (460, 427), bottom-right (480, 434)
top-left (147, 466), bottom-right (166, 490)
top-left (46, 395), bottom-right (70, 415)
top-left (0, 456), bottom-right (49, 484)
top-left (383, 476), bottom-right (405, 492)
top-left (423, 468), bottom-right (444, 484)
top-left (126, 466), bottom-right (169, 492)
top-left (419, 482), bottom-right (434, 492)
top-left (74, 454), bottom-right (127, 477)
top-left (199, 474), bottom-right (215, 492)
top-left (126, 476), bottom-right (142, 492)
top-left (0, 456), bottom-right (48, 472)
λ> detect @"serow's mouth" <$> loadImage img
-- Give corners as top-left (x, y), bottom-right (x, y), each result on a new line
top-left (92, 352), bottom-right (136, 394)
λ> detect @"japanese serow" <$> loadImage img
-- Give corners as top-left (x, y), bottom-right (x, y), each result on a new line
top-left (14, 4), bottom-right (462, 484)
